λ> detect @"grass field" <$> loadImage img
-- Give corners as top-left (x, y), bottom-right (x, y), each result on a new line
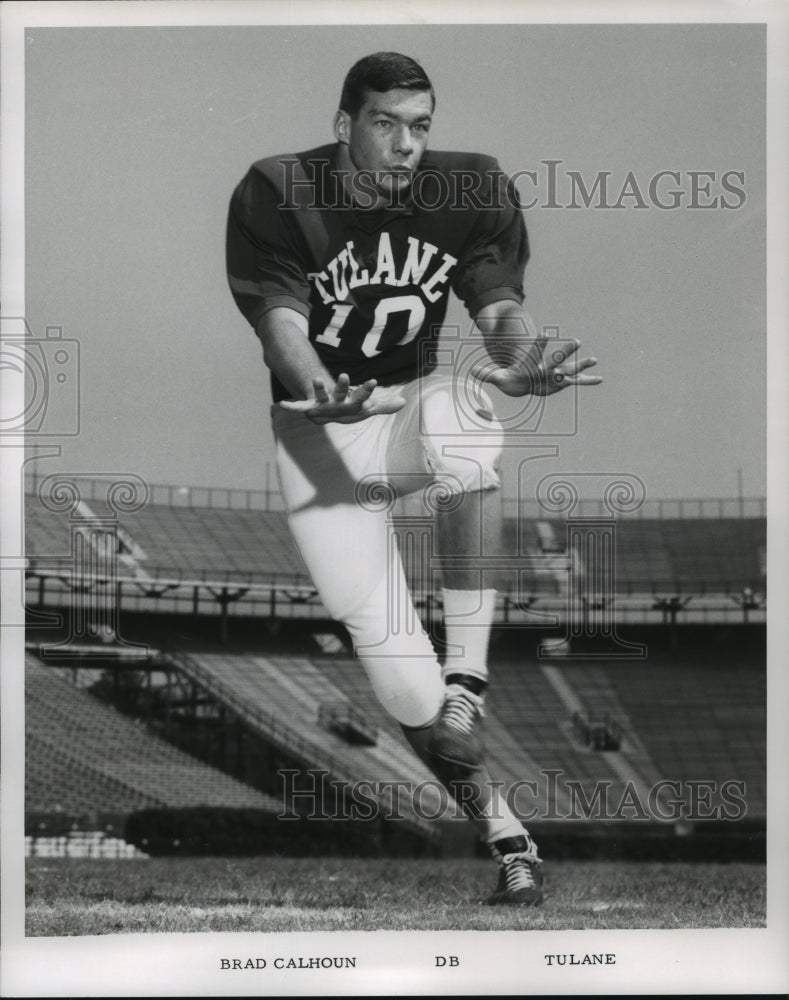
top-left (26, 857), bottom-right (766, 935)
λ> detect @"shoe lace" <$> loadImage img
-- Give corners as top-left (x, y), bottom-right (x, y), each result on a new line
top-left (500, 851), bottom-right (542, 892)
top-left (441, 684), bottom-right (485, 735)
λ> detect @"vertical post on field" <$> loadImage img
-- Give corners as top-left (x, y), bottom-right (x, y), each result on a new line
top-left (536, 473), bottom-right (647, 659)
top-left (69, 506), bottom-right (121, 644)
top-left (38, 475), bottom-right (150, 658)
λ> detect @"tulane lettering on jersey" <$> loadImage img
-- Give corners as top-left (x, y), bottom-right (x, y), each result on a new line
top-left (227, 144), bottom-right (529, 401)
top-left (307, 234), bottom-right (457, 372)
top-left (309, 235), bottom-right (457, 308)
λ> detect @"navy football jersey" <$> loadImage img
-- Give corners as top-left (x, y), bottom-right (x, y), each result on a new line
top-left (227, 144), bottom-right (529, 401)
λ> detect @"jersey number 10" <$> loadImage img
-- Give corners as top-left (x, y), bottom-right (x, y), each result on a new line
top-left (314, 295), bottom-right (426, 358)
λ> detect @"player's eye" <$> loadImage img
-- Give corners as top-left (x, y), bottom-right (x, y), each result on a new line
top-left (412, 123), bottom-right (429, 134)
top-left (375, 119), bottom-right (392, 129)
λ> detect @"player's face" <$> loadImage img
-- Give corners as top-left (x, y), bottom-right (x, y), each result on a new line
top-left (336, 88), bottom-right (434, 200)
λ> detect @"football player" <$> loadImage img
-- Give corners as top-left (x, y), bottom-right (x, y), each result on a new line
top-left (227, 51), bottom-right (602, 905)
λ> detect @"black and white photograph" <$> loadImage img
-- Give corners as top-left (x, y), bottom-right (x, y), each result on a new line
top-left (1, 0), bottom-right (787, 995)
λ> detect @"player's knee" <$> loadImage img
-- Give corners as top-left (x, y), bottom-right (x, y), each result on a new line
top-left (425, 440), bottom-right (503, 496)
top-left (366, 668), bottom-right (444, 728)
top-left (339, 577), bottom-right (446, 728)
top-left (420, 384), bottom-right (503, 494)
top-left (350, 633), bottom-right (445, 727)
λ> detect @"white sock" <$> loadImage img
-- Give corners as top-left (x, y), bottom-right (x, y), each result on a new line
top-left (441, 587), bottom-right (496, 684)
top-left (483, 792), bottom-right (530, 844)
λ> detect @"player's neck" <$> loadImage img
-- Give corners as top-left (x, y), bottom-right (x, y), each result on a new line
top-left (334, 143), bottom-right (404, 212)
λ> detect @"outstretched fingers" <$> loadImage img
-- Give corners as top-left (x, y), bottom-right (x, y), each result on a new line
top-left (546, 338), bottom-right (580, 369)
top-left (564, 371), bottom-right (604, 385)
top-left (330, 373), bottom-right (351, 403)
top-left (282, 376), bottom-right (405, 421)
top-left (312, 377), bottom-right (332, 405)
top-left (348, 378), bottom-right (377, 408)
top-left (553, 355), bottom-right (602, 385)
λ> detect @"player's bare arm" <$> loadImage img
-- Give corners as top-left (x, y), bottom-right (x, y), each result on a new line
top-left (472, 299), bottom-right (603, 397)
top-left (259, 306), bottom-right (405, 424)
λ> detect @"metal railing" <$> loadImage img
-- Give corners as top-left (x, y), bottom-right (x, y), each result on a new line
top-left (24, 470), bottom-right (766, 520)
top-left (25, 469), bottom-right (285, 513)
top-left (24, 560), bottom-right (314, 590)
top-left (25, 574), bottom-right (765, 627)
top-left (502, 495), bottom-right (766, 520)
top-left (167, 652), bottom-right (440, 841)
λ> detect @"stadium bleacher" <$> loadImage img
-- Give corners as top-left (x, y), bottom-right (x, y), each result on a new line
top-left (25, 653), bottom-right (281, 815)
top-left (485, 662), bottom-right (633, 798)
top-left (25, 483), bottom-right (766, 604)
top-left (614, 518), bottom-right (765, 594)
top-left (25, 502), bottom-right (307, 582)
top-left (170, 650), bottom-right (445, 839)
top-left (319, 654), bottom-right (544, 796)
top-left (603, 661), bottom-right (766, 816)
top-left (22, 478), bottom-right (767, 857)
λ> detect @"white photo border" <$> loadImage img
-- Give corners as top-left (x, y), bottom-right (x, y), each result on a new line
top-left (1, 0), bottom-right (787, 995)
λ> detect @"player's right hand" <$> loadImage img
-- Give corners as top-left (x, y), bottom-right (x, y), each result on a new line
top-left (278, 374), bottom-right (406, 424)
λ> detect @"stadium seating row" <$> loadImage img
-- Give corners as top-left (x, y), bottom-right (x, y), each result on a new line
top-left (25, 635), bottom-right (766, 839)
top-left (25, 654), bottom-right (281, 816)
top-left (171, 651), bottom-right (445, 836)
top-left (25, 491), bottom-right (765, 596)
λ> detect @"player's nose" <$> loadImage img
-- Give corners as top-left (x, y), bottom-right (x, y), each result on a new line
top-left (392, 126), bottom-right (414, 156)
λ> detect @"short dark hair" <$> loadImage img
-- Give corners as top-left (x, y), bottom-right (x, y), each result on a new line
top-left (339, 52), bottom-right (435, 116)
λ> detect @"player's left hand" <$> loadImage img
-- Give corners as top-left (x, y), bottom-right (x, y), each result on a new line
top-left (473, 339), bottom-right (602, 397)
top-left (278, 374), bottom-right (406, 424)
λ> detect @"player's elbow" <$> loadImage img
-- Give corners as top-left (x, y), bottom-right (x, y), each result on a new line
top-left (473, 299), bottom-right (524, 335)
top-left (256, 309), bottom-right (307, 362)
top-left (258, 332), bottom-right (275, 372)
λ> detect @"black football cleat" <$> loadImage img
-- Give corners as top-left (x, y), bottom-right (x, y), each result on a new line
top-left (426, 683), bottom-right (486, 767)
top-left (485, 834), bottom-right (544, 906)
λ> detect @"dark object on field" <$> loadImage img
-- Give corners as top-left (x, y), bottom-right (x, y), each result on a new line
top-left (318, 702), bottom-right (379, 745)
top-left (124, 806), bottom-right (434, 858)
top-left (572, 711), bottom-right (622, 751)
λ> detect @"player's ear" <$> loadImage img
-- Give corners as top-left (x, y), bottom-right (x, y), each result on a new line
top-left (334, 110), bottom-right (351, 145)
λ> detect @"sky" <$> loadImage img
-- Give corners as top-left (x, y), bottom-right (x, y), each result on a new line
top-left (20, 21), bottom-right (766, 503)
